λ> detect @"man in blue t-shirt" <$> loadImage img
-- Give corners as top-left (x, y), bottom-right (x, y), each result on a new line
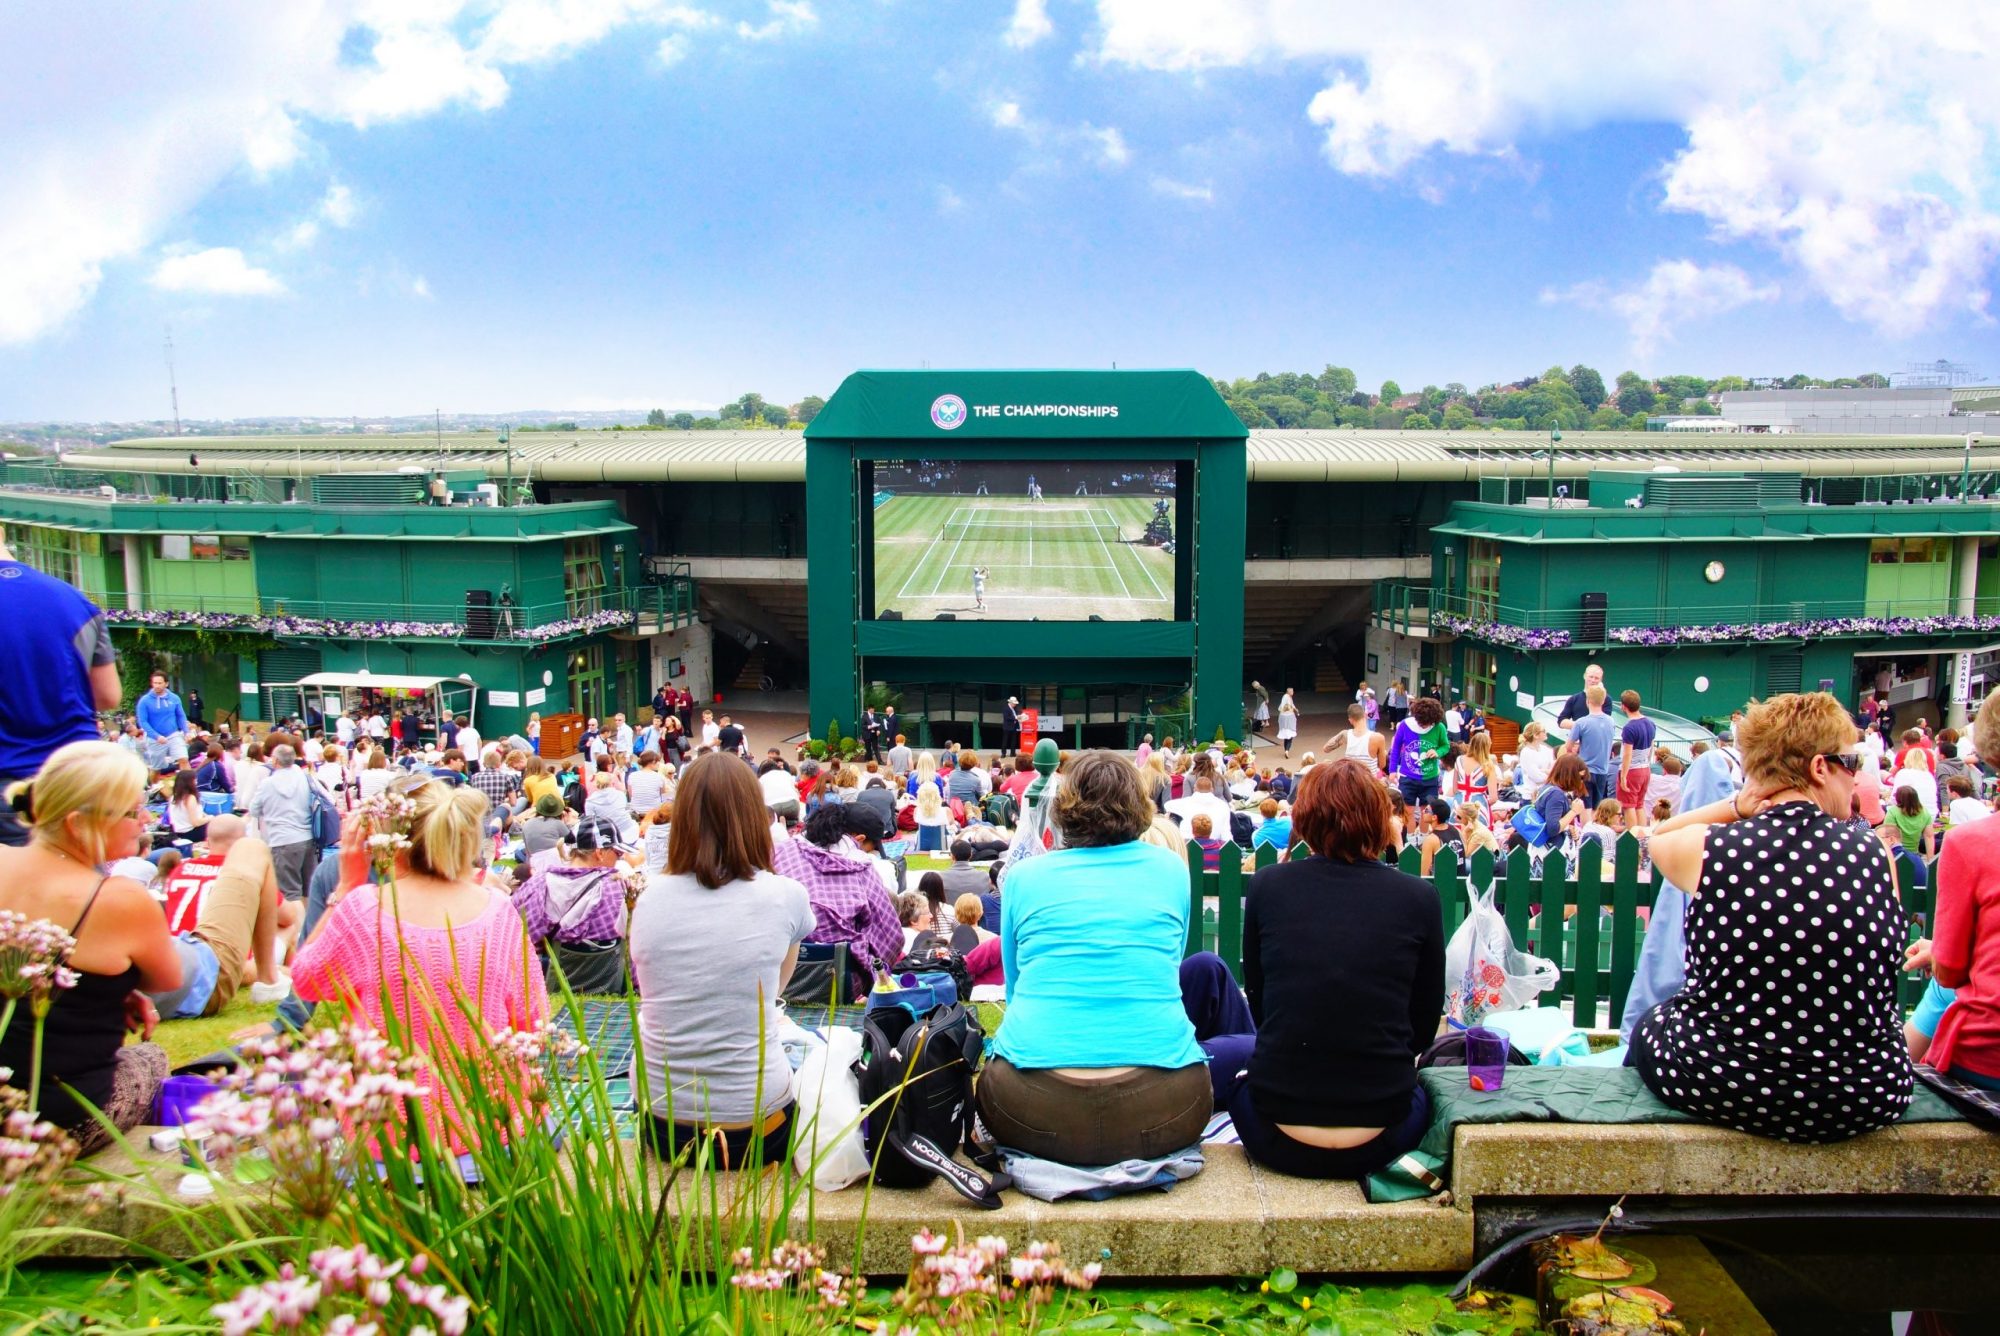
top-left (0, 552), bottom-right (122, 845)
top-left (135, 669), bottom-right (191, 771)
top-left (1568, 684), bottom-right (1622, 809)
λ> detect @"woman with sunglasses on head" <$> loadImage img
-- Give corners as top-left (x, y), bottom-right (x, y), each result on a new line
top-left (0, 742), bottom-right (182, 1151)
top-left (1629, 692), bottom-right (1912, 1143)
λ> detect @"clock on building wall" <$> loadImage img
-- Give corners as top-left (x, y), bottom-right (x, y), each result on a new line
top-left (1703, 561), bottom-right (1726, 583)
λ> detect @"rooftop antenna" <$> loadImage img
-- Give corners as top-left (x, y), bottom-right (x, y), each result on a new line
top-left (165, 327), bottom-right (182, 436)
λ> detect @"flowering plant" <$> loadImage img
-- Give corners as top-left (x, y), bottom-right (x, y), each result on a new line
top-left (1609, 611), bottom-right (2000, 647)
top-left (209, 1242), bottom-right (470, 1336)
top-left (103, 605), bottom-right (637, 644)
top-left (189, 1025), bottom-right (429, 1220)
top-left (1433, 612), bottom-right (1574, 651)
top-left (0, 911), bottom-right (82, 1110)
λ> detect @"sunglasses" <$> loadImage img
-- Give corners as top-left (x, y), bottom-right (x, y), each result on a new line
top-left (1818, 751), bottom-right (1865, 774)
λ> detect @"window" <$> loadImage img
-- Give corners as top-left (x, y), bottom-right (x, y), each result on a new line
top-left (564, 538), bottom-right (607, 616)
top-left (1463, 649), bottom-right (1497, 710)
top-left (1871, 538), bottom-right (1949, 564)
top-left (1466, 539), bottom-right (1502, 619)
top-left (157, 533), bottom-right (249, 562)
top-left (12, 524), bottom-right (90, 586)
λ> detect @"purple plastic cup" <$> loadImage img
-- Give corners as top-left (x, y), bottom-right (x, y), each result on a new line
top-left (1465, 1027), bottom-right (1508, 1092)
top-left (154, 1074), bottom-right (225, 1127)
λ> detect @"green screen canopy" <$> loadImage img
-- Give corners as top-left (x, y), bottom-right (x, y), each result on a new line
top-left (806, 369), bottom-right (1247, 442)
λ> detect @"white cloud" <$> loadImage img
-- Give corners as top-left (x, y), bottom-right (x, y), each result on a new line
top-left (276, 182), bottom-right (360, 251)
top-left (319, 183), bottom-right (358, 229)
top-left (410, 275), bottom-right (433, 299)
top-left (1084, 124), bottom-right (1131, 168)
top-left (1151, 176), bottom-right (1214, 204)
top-left (0, 1), bottom-right (787, 346)
top-left (242, 105), bottom-right (304, 174)
top-left (1088, 0), bottom-right (2000, 338)
top-left (937, 185), bottom-right (967, 213)
top-left (736, 1), bottom-right (816, 42)
top-left (1004, 0), bottom-right (1054, 49)
top-left (987, 100), bottom-right (1133, 177)
top-left (656, 33), bottom-right (692, 65)
top-left (149, 246), bottom-right (288, 297)
top-left (1543, 259), bottom-right (1780, 356)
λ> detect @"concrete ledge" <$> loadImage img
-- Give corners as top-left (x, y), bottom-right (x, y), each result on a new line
top-left (788, 1146), bottom-right (1471, 1277)
top-left (47, 1119), bottom-right (2000, 1276)
top-left (1452, 1120), bottom-right (2000, 1199)
top-left (48, 1134), bottom-right (1472, 1277)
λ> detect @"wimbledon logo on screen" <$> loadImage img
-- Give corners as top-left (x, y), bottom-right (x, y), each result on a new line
top-left (929, 394), bottom-right (1121, 429)
top-left (930, 394), bottom-right (968, 430)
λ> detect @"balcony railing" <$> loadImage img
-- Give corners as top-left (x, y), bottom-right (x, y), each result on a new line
top-left (1370, 579), bottom-right (1433, 636)
top-left (1418, 587), bottom-right (2000, 650)
top-left (101, 579), bottom-right (696, 644)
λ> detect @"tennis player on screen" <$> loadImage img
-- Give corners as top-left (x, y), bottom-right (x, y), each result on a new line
top-left (972, 565), bottom-right (988, 611)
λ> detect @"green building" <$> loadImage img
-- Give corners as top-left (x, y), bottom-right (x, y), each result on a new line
top-left (0, 484), bottom-right (695, 734)
top-left (1389, 469), bottom-right (2000, 730)
top-left (9, 383), bottom-right (2000, 747)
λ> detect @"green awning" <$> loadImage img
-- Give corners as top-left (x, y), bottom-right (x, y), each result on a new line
top-left (805, 369), bottom-right (1248, 441)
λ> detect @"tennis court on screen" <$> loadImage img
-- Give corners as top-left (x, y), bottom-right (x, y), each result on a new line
top-left (871, 493), bottom-right (1174, 621)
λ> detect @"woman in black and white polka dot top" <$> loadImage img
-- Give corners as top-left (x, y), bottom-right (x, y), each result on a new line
top-left (1628, 691), bottom-right (1913, 1143)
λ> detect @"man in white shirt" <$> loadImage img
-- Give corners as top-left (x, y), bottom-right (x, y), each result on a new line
top-left (335, 712), bottom-right (357, 747)
top-left (611, 712), bottom-right (634, 756)
top-left (700, 709), bottom-right (721, 748)
top-left (1165, 776), bottom-right (1234, 838)
top-left (454, 718), bottom-right (482, 771)
top-left (365, 712), bottom-right (388, 740)
top-left (1944, 775), bottom-right (1988, 829)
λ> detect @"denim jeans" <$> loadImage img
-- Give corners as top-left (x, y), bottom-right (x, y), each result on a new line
top-left (275, 857), bottom-right (343, 1031)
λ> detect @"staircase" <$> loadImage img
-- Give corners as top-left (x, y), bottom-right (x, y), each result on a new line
top-left (732, 647), bottom-right (768, 692)
top-left (1314, 660), bottom-right (1350, 696)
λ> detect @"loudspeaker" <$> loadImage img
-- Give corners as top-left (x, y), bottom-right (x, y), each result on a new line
top-left (1579, 591), bottom-right (1607, 642)
top-left (935, 613), bottom-right (955, 621)
top-left (880, 609), bottom-right (903, 621)
top-left (465, 589), bottom-right (495, 640)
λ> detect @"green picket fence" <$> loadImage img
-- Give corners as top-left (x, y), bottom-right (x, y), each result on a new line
top-left (1185, 833), bottom-right (1935, 1027)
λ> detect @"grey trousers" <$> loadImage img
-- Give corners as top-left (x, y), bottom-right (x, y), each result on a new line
top-left (270, 839), bottom-right (320, 902)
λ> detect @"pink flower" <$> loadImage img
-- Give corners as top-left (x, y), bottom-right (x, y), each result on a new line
top-left (911, 1228), bottom-right (946, 1256)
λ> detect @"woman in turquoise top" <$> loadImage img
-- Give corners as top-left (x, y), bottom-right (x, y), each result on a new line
top-left (980, 751), bottom-right (1211, 1165)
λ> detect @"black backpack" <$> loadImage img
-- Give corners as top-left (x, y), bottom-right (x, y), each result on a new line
top-left (853, 1001), bottom-right (1004, 1208)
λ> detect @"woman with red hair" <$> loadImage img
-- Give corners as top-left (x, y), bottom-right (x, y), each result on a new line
top-left (1182, 758), bottom-right (1444, 1179)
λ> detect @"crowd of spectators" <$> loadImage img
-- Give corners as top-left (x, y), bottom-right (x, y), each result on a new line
top-left (4, 574), bottom-right (1993, 1188)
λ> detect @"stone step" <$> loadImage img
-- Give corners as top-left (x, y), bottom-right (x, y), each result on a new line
top-left (48, 1117), bottom-right (2000, 1279)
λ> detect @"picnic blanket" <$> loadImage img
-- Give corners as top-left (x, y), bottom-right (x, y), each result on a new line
top-left (1374, 1065), bottom-right (1965, 1202)
top-left (546, 999), bottom-right (869, 1139)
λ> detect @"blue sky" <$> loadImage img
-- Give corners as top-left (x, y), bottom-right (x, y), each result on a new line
top-left (3, 1), bottom-right (1996, 420)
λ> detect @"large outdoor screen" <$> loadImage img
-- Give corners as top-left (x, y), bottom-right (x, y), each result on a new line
top-left (868, 460), bottom-right (1178, 621)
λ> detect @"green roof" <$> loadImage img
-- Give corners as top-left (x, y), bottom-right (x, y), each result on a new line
top-left (805, 369), bottom-right (1247, 441)
top-left (0, 492), bottom-right (632, 541)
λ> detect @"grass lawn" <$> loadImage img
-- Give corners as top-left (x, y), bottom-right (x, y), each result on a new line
top-left (153, 991), bottom-right (281, 1067)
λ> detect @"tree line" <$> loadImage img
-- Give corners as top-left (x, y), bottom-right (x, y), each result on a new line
top-left (1212, 366), bottom-right (1891, 432)
top-left (618, 366), bottom-right (1893, 435)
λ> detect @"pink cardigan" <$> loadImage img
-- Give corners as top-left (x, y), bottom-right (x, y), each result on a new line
top-left (293, 883), bottom-right (551, 1154)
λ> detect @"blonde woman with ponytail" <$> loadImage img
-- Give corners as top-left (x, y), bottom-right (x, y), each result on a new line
top-left (0, 742), bottom-right (181, 1150)
top-left (293, 777), bottom-right (549, 1154)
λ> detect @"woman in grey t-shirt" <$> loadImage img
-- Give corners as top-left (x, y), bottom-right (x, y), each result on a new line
top-left (628, 754), bottom-right (813, 1167)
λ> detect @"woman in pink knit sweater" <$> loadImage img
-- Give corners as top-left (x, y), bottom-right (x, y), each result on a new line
top-left (293, 778), bottom-right (549, 1156)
